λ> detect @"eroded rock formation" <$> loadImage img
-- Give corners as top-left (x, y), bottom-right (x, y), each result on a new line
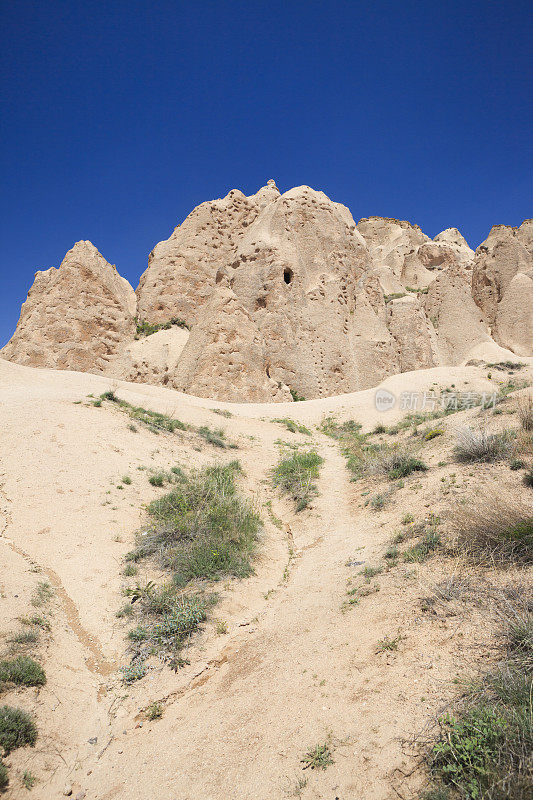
top-left (2, 185), bottom-right (531, 401)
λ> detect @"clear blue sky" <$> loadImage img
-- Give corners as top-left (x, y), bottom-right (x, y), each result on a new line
top-left (1, 0), bottom-right (531, 347)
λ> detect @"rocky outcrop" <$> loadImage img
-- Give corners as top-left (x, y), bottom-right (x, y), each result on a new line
top-left (472, 220), bottom-right (533, 355)
top-left (2, 185), bottom-right (531, 401)
top-left (1, 242), bottom-right (136, 372)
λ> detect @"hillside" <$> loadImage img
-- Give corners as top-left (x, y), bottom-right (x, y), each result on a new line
top-left (0, 356), bottom-right (532, 799)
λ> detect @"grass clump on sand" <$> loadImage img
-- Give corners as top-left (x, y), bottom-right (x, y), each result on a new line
top-left (517, 395), bottom-right (533, 432)
top-left (300, 741), bottom-right (334, 770)
top-left (319, 417), bottom-right (428, 481)
top-left (0, 657), bottom-right (46, 688)
top-left (0, 706), bottom-right (37, 754)
top-left (454, 426), bottom-right (515, 463)
top-left (133, 461), bottom-right (260, 585)
top-left (273, 418), bottom-right (312, 436)
top-left (198, 425), bottom-right (228, 448)
top-left (99, 392), bottom-right (187, 434)
top-left (424, 606), bottom-right (533, 800)
top-left (271, 448), bottom-right (324, 511)
top-left (122, 462), bottom-right (260, 667)
top-left (451, 496), bottom-right (533, 566)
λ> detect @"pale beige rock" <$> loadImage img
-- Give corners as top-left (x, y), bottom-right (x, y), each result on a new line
top-left (1, 241), bottom-right (136, 372)
top-left (472, 221), bottom-right (533, 348)
top-left (2, 187), bottom-right (531, 401)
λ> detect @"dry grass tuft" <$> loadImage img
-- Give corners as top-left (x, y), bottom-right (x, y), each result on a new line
top-left (517, 395), bottom-right (533, 432)
top-left (454, 425), bottom-right (515, 462)
top-left (451, 494), bottom-right (533, 566)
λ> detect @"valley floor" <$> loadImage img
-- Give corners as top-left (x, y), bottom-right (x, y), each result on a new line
top-left (0, 358), bottom-right (531, 799)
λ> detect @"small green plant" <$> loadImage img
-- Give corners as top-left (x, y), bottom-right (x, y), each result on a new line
top-left (290, 388), bottom-right (306, 402)
top-left (384, 292), bottom-right (407, 303)
top-left (134, 317), bottom-right (189, 337)
top-left (31, 581), bottom-right (53, 608)
top-left (123, 564), bottom-right (138, 577)
top-left (148, 472), bottom-right (166, 487)
top-left (376, 634), bottom-right (403, 652)
top-left (215, 620), bottom-right (228, 635)
top-left (9, 630), bottom-right (39, 645)
top-left (403, 530), bottom-right (441, 563)
top-left (372, 423), bottom-right (387, 434)
top-left (22, 770), bottom-right (36, 789)
top-left (510, 459), bottom-right (525, 470)
top-left (422, 428), bottom-right (444, 441)
top-left (0, 760), bottom-right (8, 790)
top-left (145, 702), bottom-right (163, 720)
top-left (271, 449), bottom-right (324, 511)
top-left (0, 657), bottom-right (46, 688)
top-left (198, 425), bottom-right (227, 448)
top-left (300, 741), bottom-right (334, 770)
top-left (401, 513), bottom-right (415, 524)
top-left (370, 492), bottom-right (389, 511)
top-left (211, 408), bottom-right (232, 418)
top-left (120, 660), bottom-right (147, 684)
top-left (273, 418), bottom-right (311, 435)
top-left (360, 565), bottom-right (383, 582)
top-left (0, 706), bottom-right (37, 754)
top-left (122, 475), bottom-right (132, 485)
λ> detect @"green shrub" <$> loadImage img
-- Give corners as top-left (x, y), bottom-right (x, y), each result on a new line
top-left (402, 530), bottom-right (441, 563)
top-left (148, 473), bottom-right (166, 487)
top-left (510, 459), bottom-right (525, 470)
top-left (289, 388), bottom-right (306, 402)
top-left (0, 760), bottom-right (8, 790)
top-left (423, 428), bottom-right (444, 441)
top-left (0, 707), bottom-right (37, 754)
top-left (271, 449), bottom-right (324, 511)
top-left (0, 657), bottom-right (46, 688)
top-left (120, 660), bottom-right (146, 684)
top-left (146, 702), bottom-right (163, 720)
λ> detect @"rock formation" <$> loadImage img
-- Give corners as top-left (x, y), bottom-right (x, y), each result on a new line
top-left (2, 242), bottom-right (136, 372)
top-left (2, 185), bottom-right (531, 401)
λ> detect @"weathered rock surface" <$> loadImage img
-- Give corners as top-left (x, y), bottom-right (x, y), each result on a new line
top-left (2, 242), bottom-right (136, 372)
top-left (2, 186), bottom-right (531, 401)
top-left (472, 220), bottom-right (533, 355)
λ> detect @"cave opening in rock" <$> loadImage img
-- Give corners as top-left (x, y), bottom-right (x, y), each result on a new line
top-left (283, 268), bottom-right (293, 284)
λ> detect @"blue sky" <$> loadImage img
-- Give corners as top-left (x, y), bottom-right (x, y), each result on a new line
top-left (1, 0), bottom-right (531, 347)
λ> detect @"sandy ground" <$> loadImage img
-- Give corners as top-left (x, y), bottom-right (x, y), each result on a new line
top-left (1, 357), bottom-right (532, 799)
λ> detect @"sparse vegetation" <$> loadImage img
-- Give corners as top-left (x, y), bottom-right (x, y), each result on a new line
top-left (145, 702), bottom-right (163, 720)
top-left (300, 741), bottom-right (334, 770)
top-left (198, 425), bottom-right (228, 448)
top-left (98, 392), bottom-right (188, 434)
top-left (22, 770), bottom-right (36, 790)
top-left (424, 605), bottom-right (533, 800)
top-left (121, 462), bottom-right (260, 666)
top-left (0, 657), bottom-right (46, 688)
top-left (211, 408), bottom-right (232, 418)
top-left (30, 582), bottom-right (53, 608)
top-left (271, 448), bottom-right (324, 511)
top-left (376, 634), bottom-right (403, 652)
top-left (451, 496), bottom-right (533, 566)
top-left (290, 388), bottom-right (306, 402)
top-left (454, 426), bottom-right (514, 463)
top-left (273, 418), bottom-right (311, 436)
top-left (134, 317), bottom-right (189, 338)
top-left (0, 706), bottom-right (37, 754)
top-left (0, 760), bottom-right (8, 789)
top-left (517, 395), bottom-right (533, 431)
